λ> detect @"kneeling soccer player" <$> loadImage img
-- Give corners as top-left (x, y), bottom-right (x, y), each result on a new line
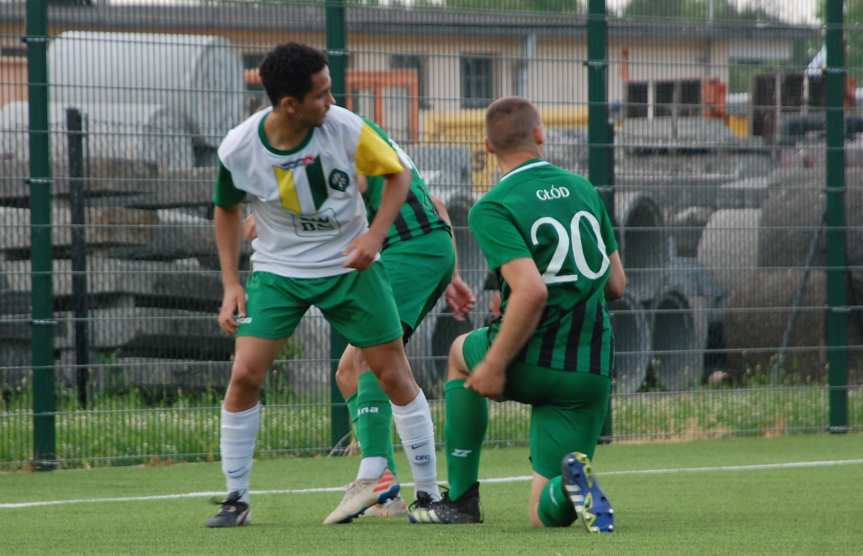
top-left (409, 97), bottom-right (626, 532)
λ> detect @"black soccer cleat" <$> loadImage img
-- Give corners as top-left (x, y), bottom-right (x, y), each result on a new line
top-left (408, 483), bottom-right (482, 524)
top-left (206, 490), bottom-right (251, 528)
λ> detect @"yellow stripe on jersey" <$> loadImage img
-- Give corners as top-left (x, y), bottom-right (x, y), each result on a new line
top-left (274, 166), bottom-right (302, 214)
top-left (355, 122), bottom-right (404, 177)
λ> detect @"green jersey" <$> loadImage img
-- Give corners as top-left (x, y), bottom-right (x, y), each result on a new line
top-left (361, 119), bottom-right (450, 249)
top-left (468, 159), bottom-right (619, 376)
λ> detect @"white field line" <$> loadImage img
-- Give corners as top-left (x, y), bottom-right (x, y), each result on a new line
top-left (2, 458), bottom-right (862, 510)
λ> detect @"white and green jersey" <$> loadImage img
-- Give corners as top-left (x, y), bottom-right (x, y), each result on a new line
top-left (214, 105), bottom-right (404, 278)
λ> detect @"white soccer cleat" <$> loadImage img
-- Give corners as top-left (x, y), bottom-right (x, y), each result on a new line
top-left (322, 468), bottom-right (400, 524)
top-left (361, 496), bottom-right (409, 518)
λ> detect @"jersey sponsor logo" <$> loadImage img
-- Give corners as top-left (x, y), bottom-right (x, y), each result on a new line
top-left (451, 449), bottom-right (473, 458)
top-left (277, 155), bottom-right (317, 171)
top-left (293, 208), bottom-right (341, 238)
top-left (536, 185), bottom-right (571, 201)
top-left (328, 169), bottom-right (350, 192)
top-left (357, 406), bottom-right (379, 415)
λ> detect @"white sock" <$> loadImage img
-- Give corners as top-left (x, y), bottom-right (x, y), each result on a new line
top-left (391, 390), bottom-right (440, 500)
top-left (356, 456), bottom-right (388, 481)
top-left (220, 402), bottom-right (261, 504)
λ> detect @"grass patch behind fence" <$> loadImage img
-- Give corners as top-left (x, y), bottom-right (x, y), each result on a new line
top-left (2, 385), bottom-right (861, 469)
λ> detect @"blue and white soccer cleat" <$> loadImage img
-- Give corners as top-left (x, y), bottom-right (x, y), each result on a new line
top-left (561, 452), bottom-right (614, 533)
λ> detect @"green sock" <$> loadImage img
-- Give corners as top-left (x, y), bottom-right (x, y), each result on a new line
top-left (444, 379), bottom-right (488, 501)
top-left (537, 475), bottom-right (576, 527)
top-left (356, 371), bottom-right (397, 474)
top-left (346, 393), bottom-right (359, 424)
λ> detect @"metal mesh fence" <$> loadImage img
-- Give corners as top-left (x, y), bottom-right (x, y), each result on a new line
top-left (1, 0), bottom-right (861, 469)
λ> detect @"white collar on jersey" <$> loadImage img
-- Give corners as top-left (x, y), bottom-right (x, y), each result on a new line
top-left (498, 159), bottom-right (550, 184)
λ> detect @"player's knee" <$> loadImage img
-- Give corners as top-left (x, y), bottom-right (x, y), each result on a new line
top-left (530, 506), bottom-right (544, 528)
top-left (447, 334), bottom-right (470, 381)
top-left (230, 359), bottom-right (266, 393)
top-left (335, 363), bottom-right (360, 396)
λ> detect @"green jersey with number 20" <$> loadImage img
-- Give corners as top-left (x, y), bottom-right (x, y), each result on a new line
top-left (468, 159), bottom-right (618, 376)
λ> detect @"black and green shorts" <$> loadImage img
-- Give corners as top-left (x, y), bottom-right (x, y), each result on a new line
top-left (381, 229), bottom-right (455, 339)
top-left (462, 326), bottom-right (612, 479)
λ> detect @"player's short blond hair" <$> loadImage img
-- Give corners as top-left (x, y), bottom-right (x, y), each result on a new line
top-left (485, 96), bottom-right (541, 154)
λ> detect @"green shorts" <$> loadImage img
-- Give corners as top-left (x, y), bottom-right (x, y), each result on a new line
top-left (237, 262), bottom-right (403, 348)
top-left (463, 327), bottom-right (612, 479)
top-left (381, 229), bottom-right (455, 339)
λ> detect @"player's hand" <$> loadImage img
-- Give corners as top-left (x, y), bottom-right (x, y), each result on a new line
top-left (445, 275), bottom-right (476, 321)
top-left (342, 231), bottom-right (383, 270)
top-left (465, 358), bottom-right (506, 400)
top-left (488, 291), bottom-right (501, 318)
top-left (242, 214), bottom-right (257, 241)
top-left (218, 283), bottom-right (247, 335)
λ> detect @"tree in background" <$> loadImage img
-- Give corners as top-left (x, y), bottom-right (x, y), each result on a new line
top-left (621, 0), bottom-right (777, 22)
top-left (440, 0), bottom-right (581, 12)
top-left (818, 1), bottom-right (863, 80)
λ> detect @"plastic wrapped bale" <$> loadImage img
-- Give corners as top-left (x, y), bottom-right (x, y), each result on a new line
top-left (669, 206), bottom-right (714, 258)
top-left (723, 270), bottom-right (863, 381)
top-left (0, 101), bottom-right (195, 169)
top-left (758, 176), bottom-right (863, 335)
top-left (608, 291), bottom-right (651, 395)
top-left (696, 209), bottom-right (760, 295)
top-left (615, 192), bottom-right (667, 304)
top-left (715, 175), bottom-right (770, 210)
top-left (648, 288), bottom-right (708, 390)
top-left (48, 31), bottom-right (245, 148)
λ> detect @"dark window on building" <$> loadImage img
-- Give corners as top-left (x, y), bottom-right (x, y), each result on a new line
top-left (461, 55), bottom-right (494, 109)
top-left (391, 54), bottom-right (429, 108)
top-left (654, 80), bottom-right (702, 117)
top-left (655, 81), bottom-right (675, 117)
top-left (679, 79), bottom-right (702, 116)
top-left (626, 82), bottom-right (648, 118)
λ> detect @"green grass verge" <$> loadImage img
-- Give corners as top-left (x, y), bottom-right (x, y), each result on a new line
top-left (1, 386), bottom-right (861, 468)
top-left (1, 434), bottom-right (861, 555)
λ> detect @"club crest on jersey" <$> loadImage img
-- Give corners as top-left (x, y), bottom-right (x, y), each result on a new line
top-left (536, 185), bottom-right (570, 201)
top-left (294, 208), bottom-right (341, 237)
top-left (328, 169), bottom-right (350, 192)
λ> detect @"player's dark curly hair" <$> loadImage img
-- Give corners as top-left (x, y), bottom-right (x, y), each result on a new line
top-left (259, 43), bottom-right (328, 106)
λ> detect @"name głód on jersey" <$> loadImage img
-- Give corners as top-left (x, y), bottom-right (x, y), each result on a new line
top-left (536, 185), bottom-right (570, 201)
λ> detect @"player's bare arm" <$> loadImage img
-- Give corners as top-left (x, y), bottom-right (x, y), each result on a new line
top-left (604, 251), bottom-right (626, 301)
top-left (430, 194), bottom-right (476, 320)
top-left (214, 204), bottom-right (246, 335)
top-left (465, 257), bottom-right (547, 398)
top-left (343, 165), bottom-right (411, 270)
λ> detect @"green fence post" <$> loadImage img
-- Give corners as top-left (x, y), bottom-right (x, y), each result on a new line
top-left (588, 0), bottom-right (613, 443)
top-left (26, 0), bottom-right (56, 469)
top-left (326, 0), bottom-right (350, 449)
top-left (825, 0), bottom-right (849, 434)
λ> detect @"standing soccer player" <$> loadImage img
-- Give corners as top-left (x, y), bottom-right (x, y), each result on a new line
top-left (409, 97), bottom-right (626, 532)
top-left (207, 43), bottom-right (441, 528)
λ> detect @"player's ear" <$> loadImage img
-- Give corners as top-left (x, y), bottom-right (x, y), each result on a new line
top-left (280, 95), bottom-right (297, 114)
top-left (484, 137), bottom-right (496, 155)
top-left (533, 126), bottom-right (545, 147)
